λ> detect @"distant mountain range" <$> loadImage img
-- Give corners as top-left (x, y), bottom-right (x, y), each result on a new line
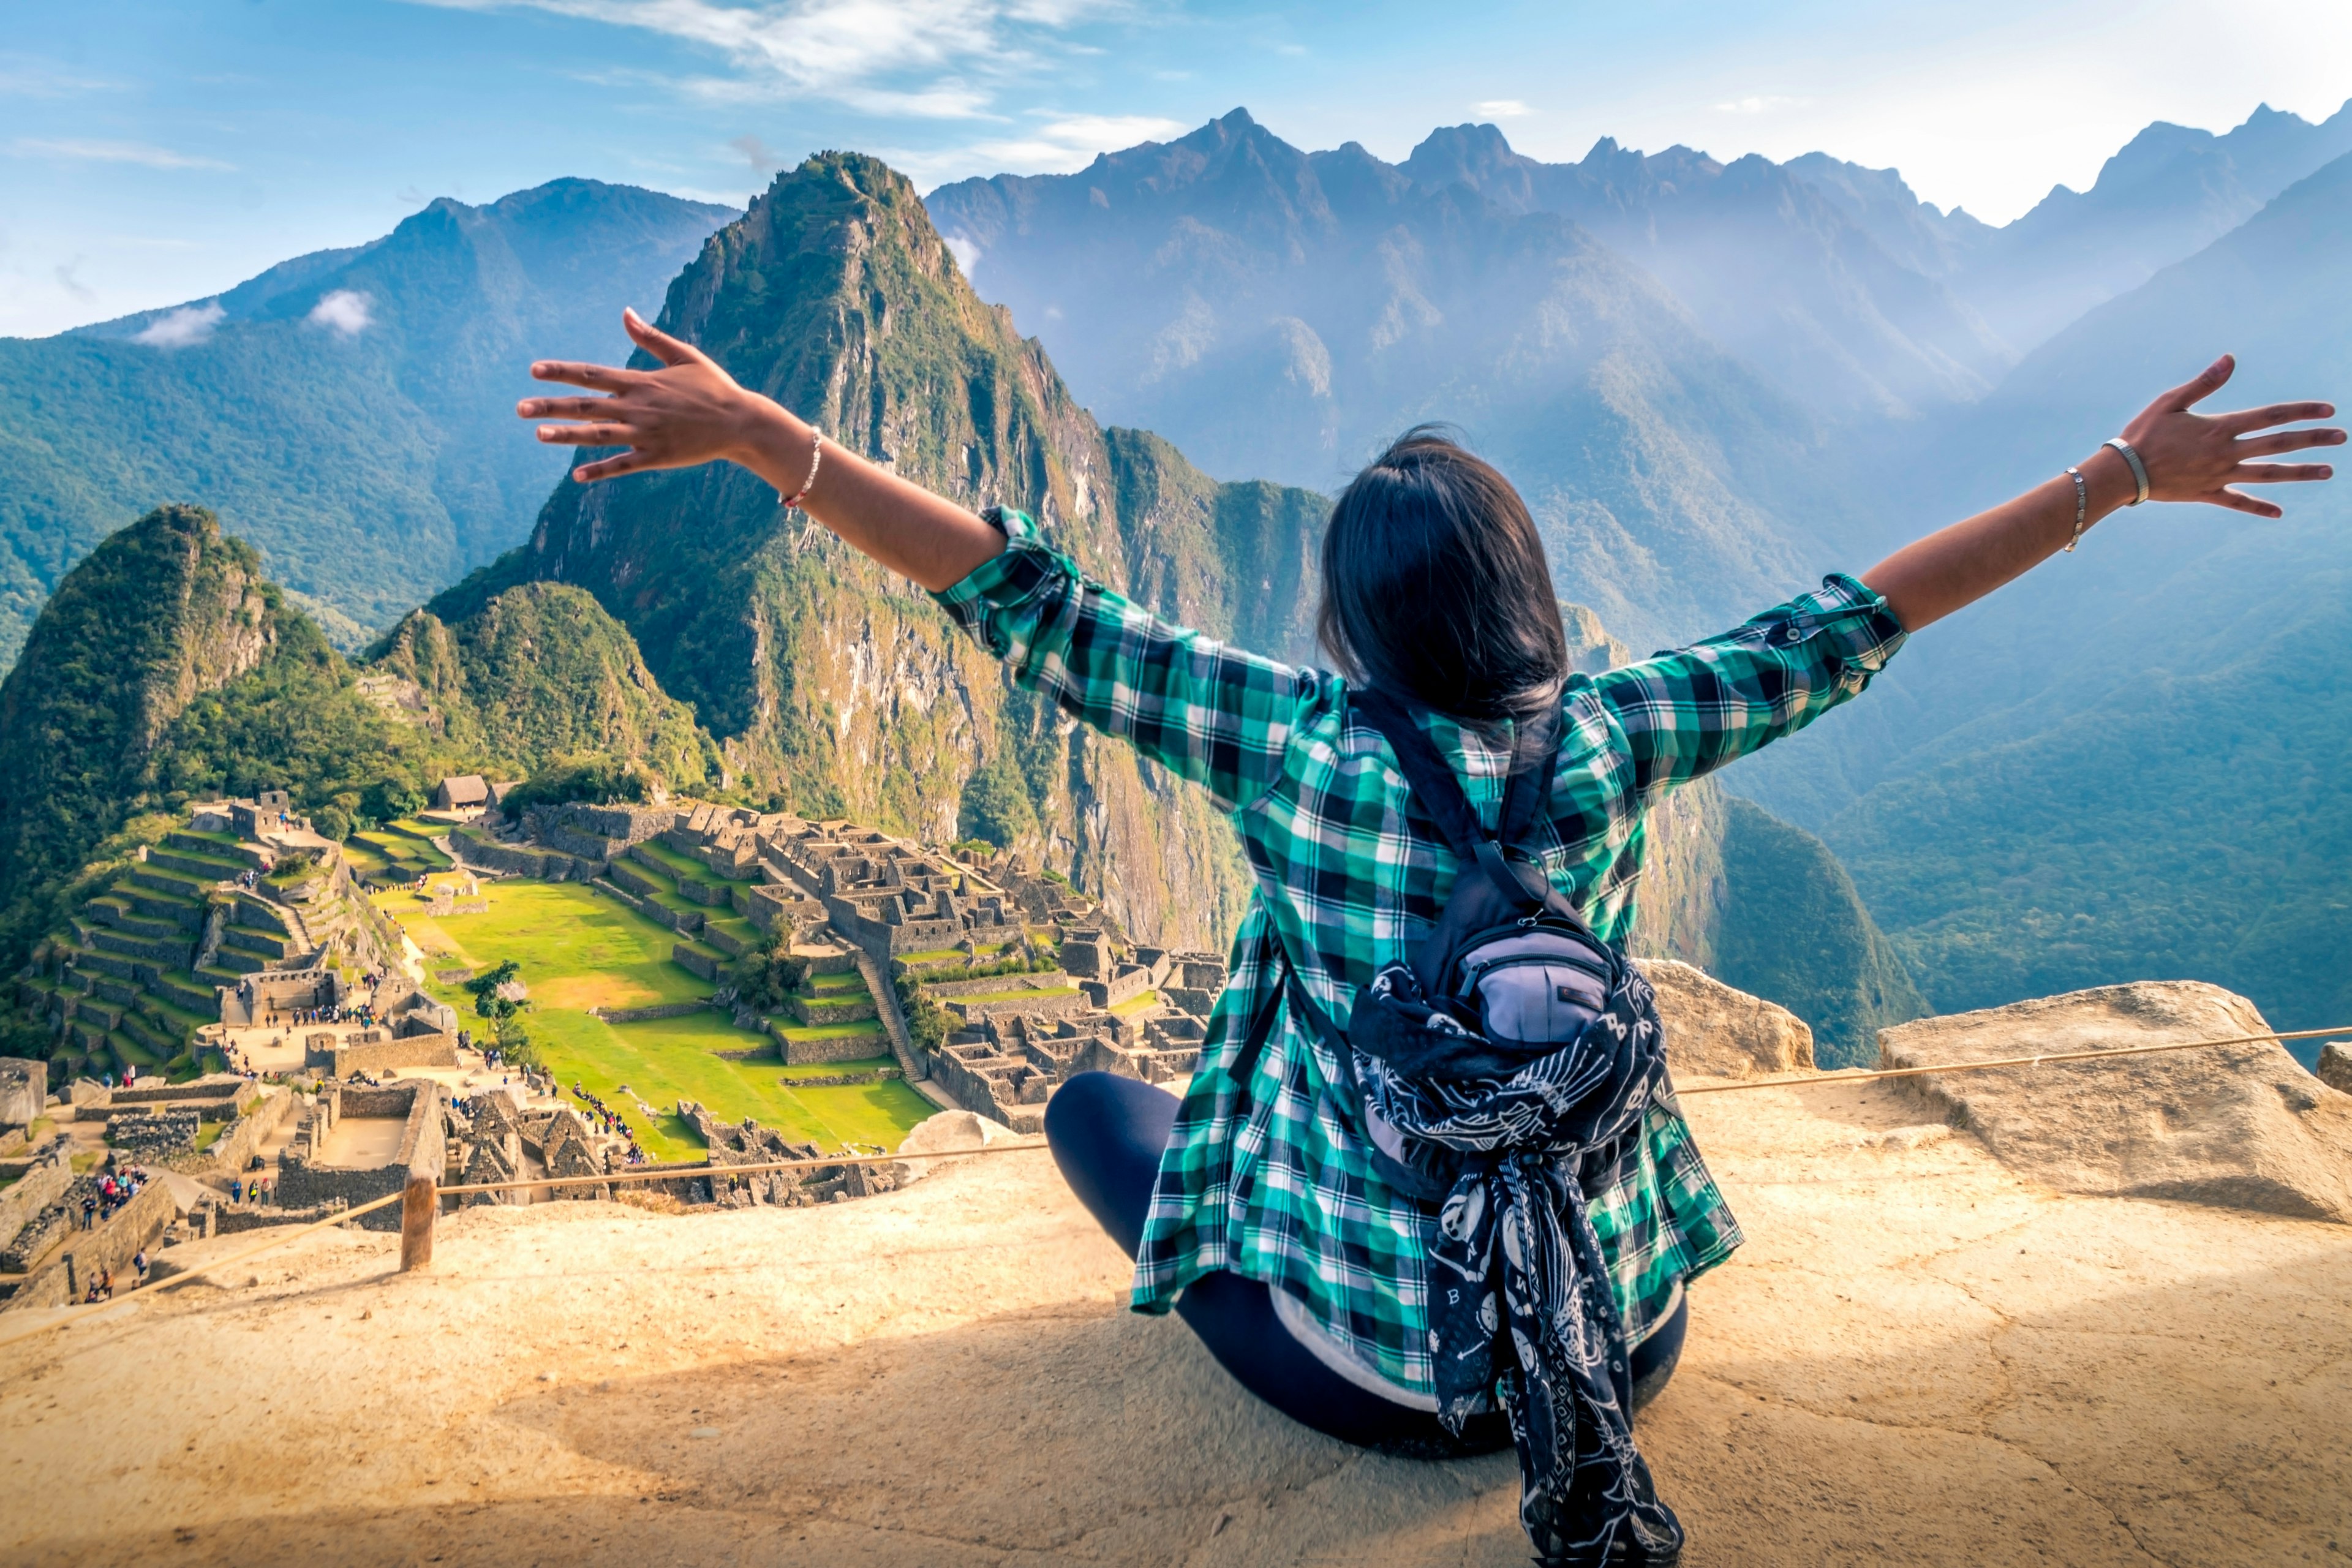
top-left (1787, 149), bottom-right (2352, 1046)
top-left (6, 102), bottom-right (2348, 1053)
top-left (0, 179), bottom-right (733, 660)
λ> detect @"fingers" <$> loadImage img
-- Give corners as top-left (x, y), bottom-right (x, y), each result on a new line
top-left (2232, 425), bottom-right (2348, 457)
top-left (2220, 404), bottom-right (2341, 437)
top-left (573, 450), bottom-right (659, 483)
top-left (515, 396), bottom-right (613, 420)
top-left (622, 306), bottom-right (704, 369)
top-left (529, 360), bottom-right (641, 392)
top-left (2204, 487), bottom-right (2284, 519)
top-left (2158, 353), bottom-right (2235, 411)
top-left (535, 423), bottom-right (635, 447)
top-left (2230, 461), bottom-right (2335, 484)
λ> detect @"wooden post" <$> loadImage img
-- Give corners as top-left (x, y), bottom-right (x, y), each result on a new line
top-left (398, 1172), bottom-right (435, 1272)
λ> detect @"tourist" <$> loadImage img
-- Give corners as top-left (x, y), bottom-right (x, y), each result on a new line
top-left (132, 1248), bottom-right (149, 1286)
top-left (524, 313), bottom-right (2343, 1565)
top-left (80, 1193), bottom-right (97, 1231)
top-left (230, 1177), bottom-right (243, 1204)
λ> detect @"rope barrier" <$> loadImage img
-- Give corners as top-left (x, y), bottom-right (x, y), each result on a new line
top-left (435, 1136), bottom-right (1052, 1196)
top-left (1676, 1023), bottom-right (2351, 1096)
top-left (0, 1142), bottom-right (1053, 1355)
top-left (5, 1021), bottom-right (2340, 1355)
top-left (0, 1185), bottom-right (409, 1353)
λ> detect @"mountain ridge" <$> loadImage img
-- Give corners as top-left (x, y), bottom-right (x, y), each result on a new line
top-left (0, 179), bottom-right (734, 663)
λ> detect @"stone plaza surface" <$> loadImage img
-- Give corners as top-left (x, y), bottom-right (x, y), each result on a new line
top-left (1, 1068), bottom-right (2345, 1567)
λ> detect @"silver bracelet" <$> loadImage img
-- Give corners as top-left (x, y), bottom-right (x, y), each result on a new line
top-left (2062, 466), bottom-right (2089, 552)
top-left (779, 426), bottom-right (824, 510)
top-left (2103, 437), bottom-right (2150, 505)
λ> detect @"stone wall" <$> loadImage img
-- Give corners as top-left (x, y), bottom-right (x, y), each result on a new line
top-left (180, 1085), bottom-right (298, 1178)
top-left (776, 1027), bottom-right (891, 1066)
top-left (273, 1080), bottom-right (444, 1232)
top-left (330, 1030), bottom-right (458, 1079)
top-left (107, 1107), bottom-right (200, 1158)
top-left (0, 1058), bottom-right (45, 1126)
top-left (1, 1178), bottom-right (173, 1312)
top-left (0, 1142), bottom-right (72, 1257)
top-left (453, 831), bottom-right (599, 882)
top-left (108, 1076), bottom-right (243, 1109)
top-left (594, 1001), bottom-right (712, 1023)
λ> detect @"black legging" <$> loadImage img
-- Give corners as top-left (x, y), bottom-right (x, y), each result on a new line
top-left (1045, 1070), bottom-right (1687, 1457)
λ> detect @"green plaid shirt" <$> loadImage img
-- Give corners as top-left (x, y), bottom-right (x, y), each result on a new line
top-left (937, 507), bottom-right (1907, 1395)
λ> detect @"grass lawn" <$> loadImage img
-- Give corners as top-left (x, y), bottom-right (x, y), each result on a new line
top-left (807, 971), bottom-right (866, 993)
top-left (1110, 989), bottom-right (1161, 1016)
top-left (394, 881), bottom-right (709, 1012)
top-left (389, 880), bottom-right (929, 1160)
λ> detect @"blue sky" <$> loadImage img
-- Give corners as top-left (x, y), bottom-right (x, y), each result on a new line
top-left (5, 0), bottom-right (2348, 337)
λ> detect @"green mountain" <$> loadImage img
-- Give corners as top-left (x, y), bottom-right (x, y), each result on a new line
top-left (439, 152), bottom-right (1334, 951)
top-left (0, 179), bottom-right (733, 663)
top-left (0, 504), bottom-right (448, 980)
top-left (0, 497), bottom-right (734, 993)
top-left (1781, 151), bottom-right (2352, 1053)
top-left (365, 583), bottom-right (718, 788)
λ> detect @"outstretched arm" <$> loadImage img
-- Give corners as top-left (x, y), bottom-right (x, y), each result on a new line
top-left (1862, 356), bottom-right (2342, 631)
top-left (517, 309), bottom-right (1005, 591)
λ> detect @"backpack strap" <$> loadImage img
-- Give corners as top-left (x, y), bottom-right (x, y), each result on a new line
top-left (1350, 687), bottom-right (1572, 918)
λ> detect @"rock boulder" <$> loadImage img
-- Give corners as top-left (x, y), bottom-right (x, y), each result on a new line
top-left (2316, 1041), bottom-right (2352, 1095)
top-left (890, 1108), bottom-right (1023, 1185)
top-left (1637, 958), bottom-right (1815, 1079)
top-left (1877, 981), bottom-right (2352, 1223)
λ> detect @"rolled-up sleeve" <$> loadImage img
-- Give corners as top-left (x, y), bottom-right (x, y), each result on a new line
top-left (1593, 572), bottom-right (1907, 799)
top-left (932, 508), bottom-right (1325, 814)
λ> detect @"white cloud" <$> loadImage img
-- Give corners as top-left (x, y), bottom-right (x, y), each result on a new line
top-left (1713, 94), bottom-right (1811, 115)
top-left (943, 233), bottom-right (981, 275)
top-left (307, 290), bottom-right (374, 337)
top-left (10, 137), bottom-right (235, 171)
top-left (404, 0), bottom-right (1117, 116)
top-left (134, 301), bottom-right (225, 348)
top-left (1476, 99), bottom-right (1531, 119)
top-left (912, 110), bottom-right (1185, 182)
top-left (0, 58), bottom-right (121, 97)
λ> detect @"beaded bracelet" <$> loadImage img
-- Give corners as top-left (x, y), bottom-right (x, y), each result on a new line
top-left (780, 426), bottom-right (824, 510)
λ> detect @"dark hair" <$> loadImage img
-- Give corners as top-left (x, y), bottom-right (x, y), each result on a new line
top-left (1317, 428), bottom-right (1566, 722)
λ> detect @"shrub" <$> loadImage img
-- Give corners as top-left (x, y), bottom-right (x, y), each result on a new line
top-left (492, 1014), bottom-right (540, 1071)
top-left (894, 973), bottom-right (951, 1054)
top-left (736, 943), bottom-right (808, 1013)
top-left (956, 755), bottom-right (1036, 850)
top-left (500, 755), bottom-right (650, 816)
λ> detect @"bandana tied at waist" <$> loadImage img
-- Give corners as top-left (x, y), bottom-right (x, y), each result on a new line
top-left (1359, 960), bottom-right (1685, 1568)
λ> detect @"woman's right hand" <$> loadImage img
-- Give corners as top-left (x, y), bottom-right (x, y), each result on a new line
top-left (518, 307), bottom-right (1008, 592)
top-left (517, 307), bottom-right (807, 487)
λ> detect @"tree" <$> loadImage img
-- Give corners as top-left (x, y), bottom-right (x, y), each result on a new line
top-left (957, 755), bottom-right (1037, 850)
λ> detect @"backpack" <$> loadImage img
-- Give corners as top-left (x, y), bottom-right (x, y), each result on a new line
top-left (1233, 686), bottom-right (1625, 1201)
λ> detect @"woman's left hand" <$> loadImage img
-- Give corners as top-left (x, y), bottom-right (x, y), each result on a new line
top-left (2117, 354), bottom-right (2343, 518)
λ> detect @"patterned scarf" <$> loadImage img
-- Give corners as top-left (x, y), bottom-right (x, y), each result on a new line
top-left (1356, 960), bottom-right (1684, 1568)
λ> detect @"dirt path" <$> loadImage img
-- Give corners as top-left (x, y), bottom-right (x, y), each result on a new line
top-left (2, 1076), bottom-right (2345, 1567)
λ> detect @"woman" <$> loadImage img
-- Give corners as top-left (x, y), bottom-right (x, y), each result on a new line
top-left (521, 311), bottom-right (2337, 1563)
